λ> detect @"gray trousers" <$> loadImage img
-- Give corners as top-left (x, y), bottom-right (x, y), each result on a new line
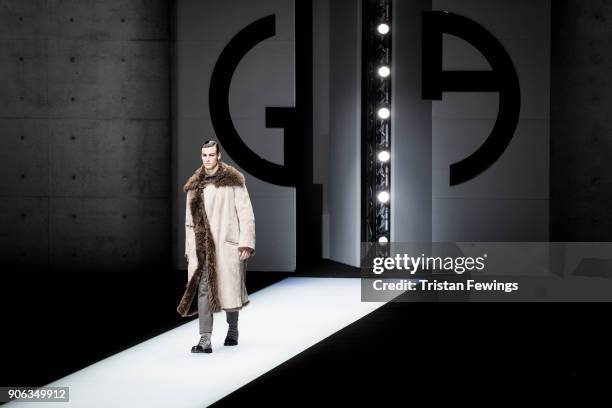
top-left (198, 265), bottom-right (238, 335)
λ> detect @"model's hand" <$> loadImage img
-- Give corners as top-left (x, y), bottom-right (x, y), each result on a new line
top-left (238, 247), bottom-right (252, 261)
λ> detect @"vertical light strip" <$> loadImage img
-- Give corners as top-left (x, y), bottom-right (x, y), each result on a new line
top-left (362, 0), bottom-right (392, 244)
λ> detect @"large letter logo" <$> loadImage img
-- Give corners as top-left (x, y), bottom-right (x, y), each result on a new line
top-left (209, 15), bottom-right (296, 186)
top-left (422, 11), bottom-right (521, 185)
top-left (209, 10), bottom-right (322, 269)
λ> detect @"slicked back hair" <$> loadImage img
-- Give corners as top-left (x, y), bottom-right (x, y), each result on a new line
top-left (201, 140), bottom-right (219, 155)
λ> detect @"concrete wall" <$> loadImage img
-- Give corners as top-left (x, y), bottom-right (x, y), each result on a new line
top-left (0, 0), bottom-right (170, 271)
top-left (432, 0), bottom-right (550, 241)
top-left (175, 0), bottom-right (296, 272)
top-left (551, 0), bottom-right (612, 241)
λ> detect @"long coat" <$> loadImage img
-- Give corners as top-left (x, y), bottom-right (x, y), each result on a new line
top-left (177, 161), bottom-right (256, 317)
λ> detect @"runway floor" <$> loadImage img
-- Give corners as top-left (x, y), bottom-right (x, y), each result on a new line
top-left (7, 278), bottom-right (385, 407)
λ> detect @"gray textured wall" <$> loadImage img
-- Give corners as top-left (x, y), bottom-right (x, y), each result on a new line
top-left (431, 0), bottom-right (550, 241)
top-left (313, 0), bottom-right (331, 259)
top-left (0, 0), bottom-right (170, 271)
top-left (392, 0), bottom-right (433, 243)
top-left (329, 0), bottom-right (361, 267)
top-left (551, 0), bottom-right (612, 241)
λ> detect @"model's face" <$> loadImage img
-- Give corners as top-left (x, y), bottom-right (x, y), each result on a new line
top-left (201, 146), bottom-right (220, 169)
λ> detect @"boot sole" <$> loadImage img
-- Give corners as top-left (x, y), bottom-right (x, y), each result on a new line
top-left (191, 347), bottom-right (213, 353)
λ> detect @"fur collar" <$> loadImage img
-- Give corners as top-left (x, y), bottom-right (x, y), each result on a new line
top-left (183, 161), bottom-right (245, 192)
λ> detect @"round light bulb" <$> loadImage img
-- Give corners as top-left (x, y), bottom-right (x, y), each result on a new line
top-left (377, 66), bottom-right (390, 77)
top-left (377, 150), bottom-right (390, 162)
top-left (377, 107), bottom-right (390, 119)
top-left (378, 236), bottom-right (388, 243)
top-left (377, 191), bottom-right (390, 203)
top-left (377, 23), bottom-right (390, 34)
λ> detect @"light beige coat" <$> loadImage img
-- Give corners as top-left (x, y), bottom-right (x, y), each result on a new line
top-left (177, 162), bottom-right (255, 316)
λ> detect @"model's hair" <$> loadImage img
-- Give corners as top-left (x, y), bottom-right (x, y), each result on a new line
top-left (201, 140), bottom-right (219, 154)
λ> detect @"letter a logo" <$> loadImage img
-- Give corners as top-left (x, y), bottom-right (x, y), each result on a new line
top-left (422, 11), bottom-right (521, 185)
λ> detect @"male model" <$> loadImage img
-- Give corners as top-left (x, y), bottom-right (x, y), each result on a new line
top-left (177, 140), bottom-right (255, 353)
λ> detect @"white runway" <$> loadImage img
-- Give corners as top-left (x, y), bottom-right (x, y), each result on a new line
top-left (9, 278), bottom-right (386, 408)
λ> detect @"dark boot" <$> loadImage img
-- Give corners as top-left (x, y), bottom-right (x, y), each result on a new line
top-left (224, 311), bottom-right (239, 346)
top-left (191, 333), bottom-right (212, 353)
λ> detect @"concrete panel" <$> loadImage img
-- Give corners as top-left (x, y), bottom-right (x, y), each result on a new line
top-left (0, 119), bottom-right (49, 196)
top-left (0, 0), bottom-right (170, 273)
top-left (47, 0), bottom-right (168, 41)
top-left (49, 119), bottom-right (169, 197)
top-left (552, 36), bottom-right (612, 70)
top-left (0, 0), bottom-right (48, 40)
top-left (47, 40), bottom-right (169, 119)
top-left (1, 2), bottom-right (171, 385)
top-left (47, 41), bottom-right (169, 85)
top-left (50, 197), bottom-right (169, 270)
top-left (0, 39), bottom-right (48, 117)
top-left (551, 198), bottom-right (612, 241)
top-left (551, 1), bottom-right (612, 240)
top-left (551, 65), bottom-right (612, 121)
top-left (550, 119), bottom-right (612, 201)
top-left (552, 0), bottom-right (611, 40)
top-left (46, 78), bottom-right (169, 119)
top-left (0, 197), bottom-right (49, 268)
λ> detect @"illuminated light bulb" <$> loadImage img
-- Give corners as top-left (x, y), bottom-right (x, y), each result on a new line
top-left (378, 236), bottom-right (388, 243)
top-left (377, 66), bottom-right (390, 77)
top-left (377, 191), bottom-right (390, 203)
top-left (377, 23), bottom-right (390, 34)
top-left (377, 107), bottom-right (390, 119)
top-left (377, 150), bottom-right (390, 162)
